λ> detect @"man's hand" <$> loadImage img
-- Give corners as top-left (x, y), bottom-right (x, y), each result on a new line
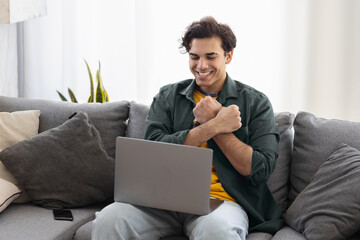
top-left (185, 103), bottom-right (251, 176)
top-left (214, 105), bottom-right (242, 134)
top-left (193, 96), bottom-right (222, 124)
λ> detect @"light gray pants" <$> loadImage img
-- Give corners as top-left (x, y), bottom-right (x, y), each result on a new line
top-left (92, 200), bottom-right (248, 240)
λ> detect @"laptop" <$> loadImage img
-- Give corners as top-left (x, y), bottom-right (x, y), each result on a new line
top-left (114, 136), bottom-right (213, 215)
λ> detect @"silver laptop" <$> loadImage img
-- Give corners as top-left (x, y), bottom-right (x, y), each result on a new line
top-left (114, 137), bottom-right (213, 215)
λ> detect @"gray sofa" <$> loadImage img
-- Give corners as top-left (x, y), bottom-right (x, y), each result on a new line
top-left (0, 95), bottom-right (360, 240)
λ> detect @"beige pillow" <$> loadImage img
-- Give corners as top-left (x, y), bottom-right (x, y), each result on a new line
top-left (0, 178), bottom-right (21, 213)
top-left (0, 110), bottom-right (40, 202)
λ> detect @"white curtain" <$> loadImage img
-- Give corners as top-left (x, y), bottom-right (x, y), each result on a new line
top-left (284, 0), bottom-right (360, 121)
top-left (0, 24), bottom-right (18, 97)
top-left (21, 0), bottom-right (360, 121)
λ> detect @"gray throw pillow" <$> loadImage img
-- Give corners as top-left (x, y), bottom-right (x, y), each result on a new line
top-left (0, 95), bottom-right (129, 158)
top-left (0, 112), bottom-right (114, 209)
top-left (289, 112), bottom-right (360, 204)
top-left (267, 112), bottom-right (295, 212)
top-left (285, 144), bottom-right (360, 240)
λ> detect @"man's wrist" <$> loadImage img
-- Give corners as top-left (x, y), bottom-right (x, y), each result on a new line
top-left (203, 117), bottom-right (221, 137)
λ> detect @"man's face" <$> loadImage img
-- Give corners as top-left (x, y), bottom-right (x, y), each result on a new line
top-left (189, 37), bottom-right (233, 94)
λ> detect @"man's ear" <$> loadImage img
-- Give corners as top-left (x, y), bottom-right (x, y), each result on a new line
top-left (225, 50), bottom-right (234, 64)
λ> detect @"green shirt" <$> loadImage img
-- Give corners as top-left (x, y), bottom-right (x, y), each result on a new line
top-left (145, 74), bottom-right (284, 234)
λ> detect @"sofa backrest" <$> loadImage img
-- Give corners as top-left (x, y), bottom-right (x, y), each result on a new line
top-left (0, 96), bottom-right (130, 158)
top-left (268, 112), bottom-right (295, 212)
top-left (126, 101), bottom-right (150, 139)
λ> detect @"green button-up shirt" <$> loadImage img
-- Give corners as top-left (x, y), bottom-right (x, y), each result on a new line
top-left (145, 74), bottom-right (284, 234)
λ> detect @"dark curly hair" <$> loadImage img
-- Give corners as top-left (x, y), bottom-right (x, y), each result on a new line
top-left (180, 16), bottom-right (237, 54)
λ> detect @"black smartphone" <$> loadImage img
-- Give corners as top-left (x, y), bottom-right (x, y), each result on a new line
top-left (53, 209), bottom-right (74, 221)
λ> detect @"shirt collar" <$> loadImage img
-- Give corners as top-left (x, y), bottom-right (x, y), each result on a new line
top-left (180, 79), bottom-right (197, 103)
top-left (180, 73), bottom-right (239, 104)
top-left (217, 73), bottom-right (238, 104)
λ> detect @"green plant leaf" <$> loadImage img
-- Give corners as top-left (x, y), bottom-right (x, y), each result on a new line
top-left (97, 61), bottom-right (109, 102)
top-left (68, 88), bottom-right (78, 103)
top-left (104, 90), bottom-right (109, 102)
top-left (56, 59), bottom-right (109, 103)
top-left (56, 90), bottom-right (68, 101)
top-left (95, 69), bottom-right (104, 103)
top-left (87, 95), bottom-right (93, 103)
top-left (84, 59), bottom-right (95, 103)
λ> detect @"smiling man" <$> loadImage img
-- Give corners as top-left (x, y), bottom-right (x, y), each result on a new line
top-left (92, 16), bottom-right (283, 240)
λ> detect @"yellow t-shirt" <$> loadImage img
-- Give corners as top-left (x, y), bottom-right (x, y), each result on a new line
top-left (193, 89), bottom-right (236, 203)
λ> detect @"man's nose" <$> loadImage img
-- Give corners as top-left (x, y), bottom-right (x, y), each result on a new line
top-left (197, 58), bottom-right (208, 70)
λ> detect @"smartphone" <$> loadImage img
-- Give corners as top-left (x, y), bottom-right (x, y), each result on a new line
top-left (53, 209), bottom-right (74, 221)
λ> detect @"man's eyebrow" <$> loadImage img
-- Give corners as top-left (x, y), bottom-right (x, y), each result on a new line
top-left (189, 52), bottom-right (218, 56)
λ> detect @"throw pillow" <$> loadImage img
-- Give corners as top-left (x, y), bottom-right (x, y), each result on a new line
top-left (0, 110), bottom-right (40, 203)
top-left (0, 95), bottom-right (130, 158)
top-left (289, 112), bottom-right (360, 204)
top-left (0, 178), bottom-right (22, 213)
top-left (0, 112), bottom-right (114, 209)
top-left (285, 144), bottom-right (360, 240)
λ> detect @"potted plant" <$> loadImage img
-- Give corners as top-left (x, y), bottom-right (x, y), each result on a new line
top-left (57, 60), bottom-right (109, 103)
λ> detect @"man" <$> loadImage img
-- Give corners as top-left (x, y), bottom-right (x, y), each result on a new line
top-left (92, 16), bottom-right (283, 240)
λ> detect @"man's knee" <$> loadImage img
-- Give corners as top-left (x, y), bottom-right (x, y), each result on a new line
top-left (95, 203), bottom-right (128, 224)
top-left (190, 217), bottom-right (247, 240)
top-left (187, 202), bottom-right (249, 240)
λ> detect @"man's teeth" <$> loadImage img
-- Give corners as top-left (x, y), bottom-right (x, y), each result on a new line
top-left (199, 72), bottom-right (211, 76)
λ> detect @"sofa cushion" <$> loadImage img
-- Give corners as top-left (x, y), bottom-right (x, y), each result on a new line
top-left (0, 110), bottom-right (40, 203)
top-left (285, 144), bottom-right (360, 240)
top-left (0, 178), bottom-right (21, 213)
top-left (73, 221), bottom-right (93, 240)
top-left (267, 112), bottom-right (295, 212)
top-left (246, 232), bottom-right (273, 240)
top-left (289, 112), bottom-right (360, 204)
top-left (0, 95), bottom-right (129, 158)
top-left (271, 226), bottom-right (307, 240)
top-left (0, 203), bottom-right (104, 240)
top-left (126, 101), bottom-right (150, 139)
top-left (0, 112), bottom-right (114, 209)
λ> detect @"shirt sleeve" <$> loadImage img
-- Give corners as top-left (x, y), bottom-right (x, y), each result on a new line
top-left (245, 94), bottom-right (279, 185)
top-left (144, 87), bottom-right (189, 144)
